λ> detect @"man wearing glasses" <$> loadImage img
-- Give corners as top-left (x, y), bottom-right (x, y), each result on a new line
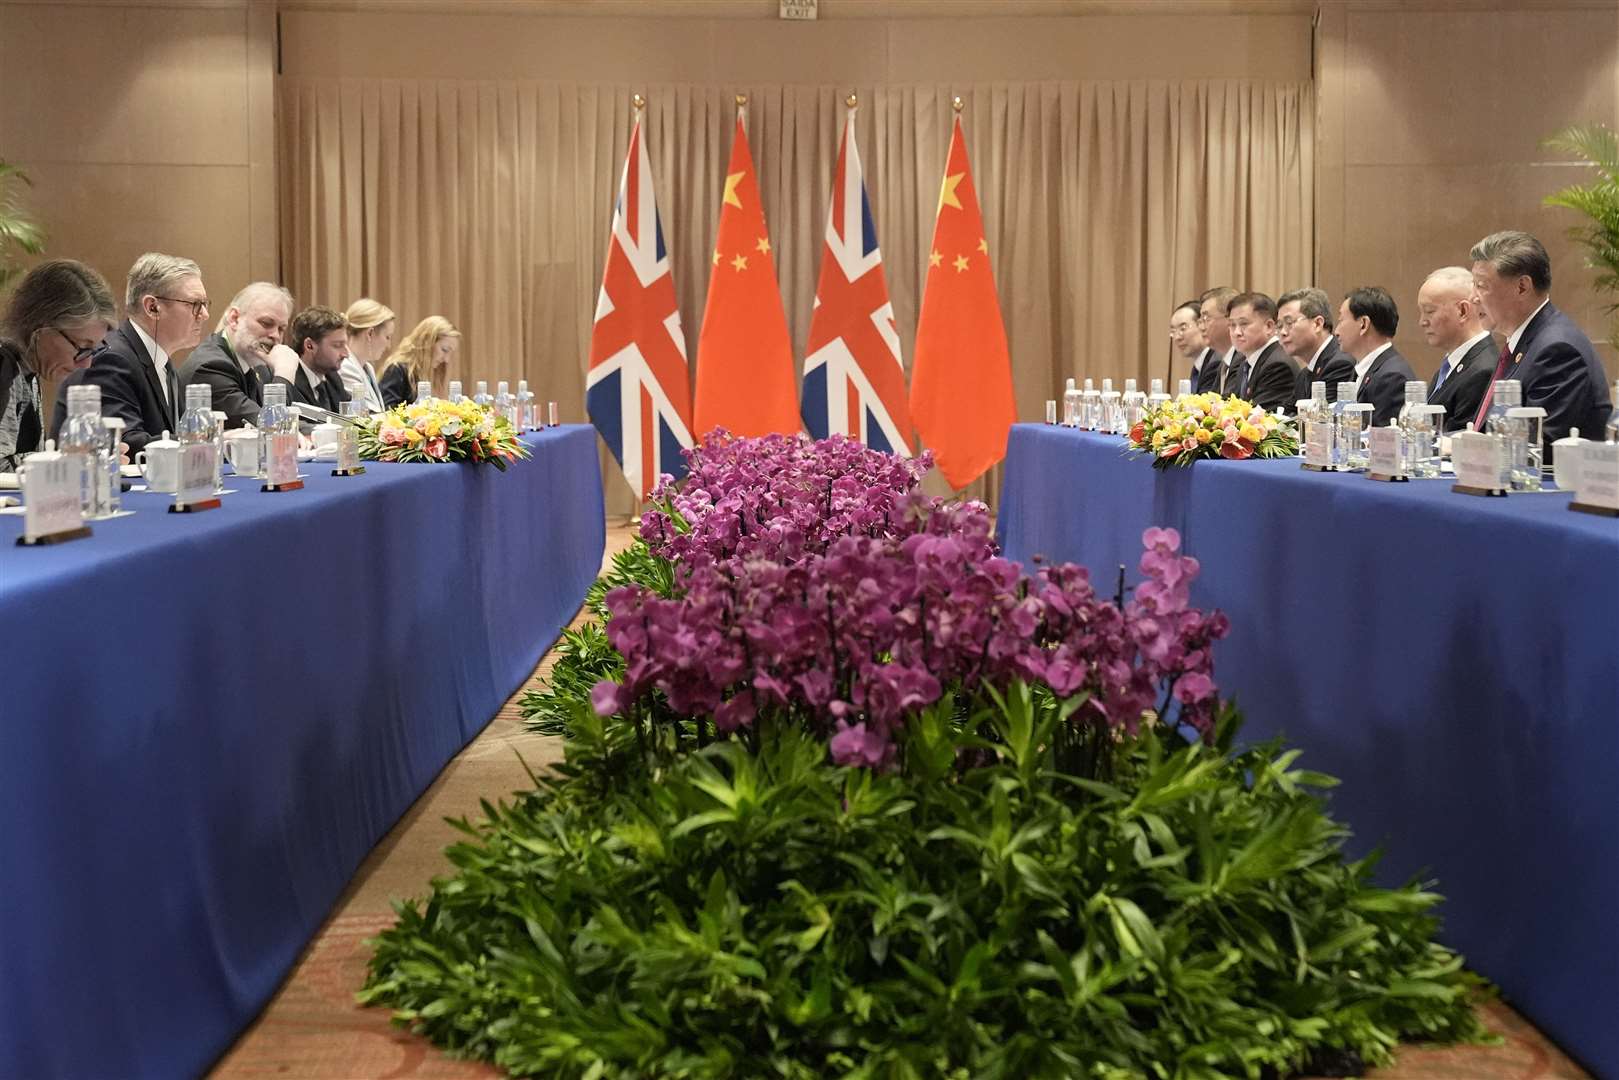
top-left (53, 252), bottom-right (210, 454)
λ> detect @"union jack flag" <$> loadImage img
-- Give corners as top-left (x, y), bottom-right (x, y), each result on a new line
top-left (587, 118), bottom-right (695, 499)
top-left (802, 111), bottom-right (912, 455)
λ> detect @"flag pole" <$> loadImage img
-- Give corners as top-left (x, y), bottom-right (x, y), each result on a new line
top-left (630, 91), bottom-right (647, 529)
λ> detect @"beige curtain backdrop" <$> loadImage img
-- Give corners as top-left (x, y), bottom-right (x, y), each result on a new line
top-left (278, 78), bottom-right (1313, 515)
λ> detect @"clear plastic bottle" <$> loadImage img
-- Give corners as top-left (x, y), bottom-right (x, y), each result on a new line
top-left (177, 385), bottom-right (214, 447)
top-left (100, 416), bottom-right (125, 515)
top-left (1328, 384), bottom-right (1356, 468)
top-left (1079, 378), bottom-right (1099, 429)
top-left (1099, 379), bottom-right (1120, 434)
top-left (516, 379), bottom-right (535, 430)
top-left (1607, 380), bottom-right (1619, 444)
top-left (1484, 379), bottom-right (1524, 490)
top-left (1405, 405), bottom-right (1444, 479)
top-left (1506, 404), bottom-right (1546, 491)
top-left (1177, 378), bottom-right (1193, 398)
top-left (473, 380), bottom-right (490, 407)
top-left (209, 410), bottom-right (228, 492)
top-left (258, 382), bottom-right (292, 479)
top-left (448, 380), bottom-right (464, 403)
top-left (1122, 379), bottom-right (1145, 430)
top-left (1148, 378), bottom-right (1169, 409)
top-left (415, 379), bottom-right (433, 405)
top-left (1302, 381), bottom-right (1329, 458)
top-left (494, 380), bottom-right (513, 425)
top-left (59, 383), bottom-right (104, 517)
top-left (1062, 378), bottom-right (1079, 427)
top-left (1395, 381), bottom-right (1427, 474)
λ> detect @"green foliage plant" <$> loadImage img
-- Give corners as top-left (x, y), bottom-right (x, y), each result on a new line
top-left (0, 160), bottom-right (46, 293)
top-left (1543, 123), bottom-right (1619, 339)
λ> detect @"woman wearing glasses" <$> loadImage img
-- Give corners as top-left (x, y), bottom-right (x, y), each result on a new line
top-left (0, 259), bottom-right (117, 470)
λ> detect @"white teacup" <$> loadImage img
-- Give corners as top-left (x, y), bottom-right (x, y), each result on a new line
top-left (136, 434), bottom-right (182, 494)
top-left (311, 421), bottom-right (342, 461)
top-left (224, 428), bottom-right (262, 477)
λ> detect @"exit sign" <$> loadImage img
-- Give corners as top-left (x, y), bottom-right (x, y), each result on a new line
top-left (780, 0), bottom-right (817, 19)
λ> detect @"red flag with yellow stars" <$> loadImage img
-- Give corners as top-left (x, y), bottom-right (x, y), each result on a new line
top-left (694, 115), bottom-right (800, 438)
top-left (909, 114), bottom-right (1015, 489)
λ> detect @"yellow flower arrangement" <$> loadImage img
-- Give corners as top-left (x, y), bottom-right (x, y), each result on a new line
top-left (356, 397), bottom-right (531, 470)
top-left (1126, 393), bottom-right (1298, 469)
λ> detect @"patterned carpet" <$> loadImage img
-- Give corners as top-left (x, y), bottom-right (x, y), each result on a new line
top-left (208, 524), bottom-right (1592, 1080)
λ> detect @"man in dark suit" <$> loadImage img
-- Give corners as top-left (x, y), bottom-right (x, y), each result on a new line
top-left (1333, 286), bottom-right (1416, 427)
top-left (52, 252), bottom-right (211, 454)
top-left (269, 305), bottom-right (352, 415)
top-left (1415, 267), bottom-right (1495, 433)
top-left (1225, 291), bottom-right (1300, 413)
top-left (1169, 300), bottom-right (1212, 391)
top-left (177, 282), bottom-right (292, 429)
top-left (1469, 230), bottom-right (1613, 444)
top-left (1279, 287), bottom-right (1354, 403)
top-left (1196, 286), bottom-right (1238, 395)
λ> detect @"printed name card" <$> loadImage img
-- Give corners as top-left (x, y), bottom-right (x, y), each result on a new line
top-left (265, 432), bottom-right (299, 487)
top-left (1303, 421), bottom-right (1329, 467)
top-left (175, 444), bottom-right (216, 509)
top-left (1367, 426), bottom-right (1403, 480)
top-left (1573, 441), bottom-right (1619, 511)
top-left (1452, 431), bottom-right (1507, 493)
top-left (20, 454), bottom-right (86, 543)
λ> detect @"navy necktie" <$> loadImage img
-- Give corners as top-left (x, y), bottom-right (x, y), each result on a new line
top-left (1431, 356), bottom-right (1452, 396)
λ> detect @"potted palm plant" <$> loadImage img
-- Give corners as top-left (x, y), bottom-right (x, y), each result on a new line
top-left (0, 159), bottom-right (46, 292)
top-left (1543, 124), bottom-right (1619, 341)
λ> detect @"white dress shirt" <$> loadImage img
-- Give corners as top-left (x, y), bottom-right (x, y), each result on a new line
top-left (1308, 336), bottom-right (1333, 372)
top-left (130, 320), bottom-right (172, 415)
top-left (1506, 298), bottom-right (1550, 355)
top-left (1352, 342), bottom-right (1392, 396)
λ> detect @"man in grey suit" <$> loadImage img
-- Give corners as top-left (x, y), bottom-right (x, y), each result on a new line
top-left (177, 282), bottom-right (292, 429)
top-left (1414, 267), bottom-right (1495, 433)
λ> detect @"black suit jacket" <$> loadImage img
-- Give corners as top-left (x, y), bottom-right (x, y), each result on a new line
top-left (377, 365), bottom-right (417, 409)
top-left (1238, 340), bottom-right (1300, 414)
top-left (1354, 345), bottom-right (1416, 427)
top-left (1292, 337), bottom-right (1356, 404)
top-left (1499, 302), bottom-right (1612, 444)
top-left (275, 363), bottom-right (352, 415)
top-left (51, 320), bottom-right (176, 454)
top-left (177, 332), bottom-right (269, 430)
top-left (1192, 348), bottom-right (1222, 395)
top-left (1427, 334), bottom-right (1497, 433)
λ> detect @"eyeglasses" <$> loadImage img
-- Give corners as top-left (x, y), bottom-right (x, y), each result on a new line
top-left (154, 295), bottom-right (210, 319)
top-left (53, 326), bottom-right (98, 364)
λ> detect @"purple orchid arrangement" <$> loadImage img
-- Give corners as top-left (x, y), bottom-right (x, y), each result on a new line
top-left (592, 433), bottom-right (1226, 771)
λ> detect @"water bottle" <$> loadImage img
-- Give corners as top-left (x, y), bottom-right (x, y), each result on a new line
top-left (1506, 405), bottom-right (1545, 491)
top-left (1484, 380), bottom-right (1524, 490)
top-left (1328, 385), bottom-right (1356, 468)
top-left (1080, 378), bottom-right (1099, 430)
top-left (59, 384), bottom-right (104, 517)
top-left (1406, 404), bottom-right (1444, 479)
top-left (1122, 379), bottom-right (1145, 430)
top-left (1099, 379), bottom-right (1120, 434)
top-left (517, 380), bottom-right (536, 430)
top-left (473, 380), bottom-right (490, 408)
top-left (1176, 378), bottom-right (1192, 398)
top-left (258, 382), bottom-right (291, 477)
top-left (495, 380), bottom-right (513, 425)
top-left (1607, 380), bottom-right (1619, 444)
top-left (178, 385), bottom-right (214, 448)
top-left (1148, 378), bottom-right (1169, 409)
top-left (448, 380), bottom-right (464, 403)
top-left (1395, 381), bottom-right (1427, 474)
top-left (209, 410), bottom-right (227, 492)
top-left (100, 417), bottom-right (125, 516)
top-left (1062, 378), bottom-right (1079, 427)
top-left (415, 379), bottom-right (432, 405)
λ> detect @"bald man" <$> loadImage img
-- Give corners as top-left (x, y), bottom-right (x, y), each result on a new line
top-left (1415, 267), bottom-right (1495, 432)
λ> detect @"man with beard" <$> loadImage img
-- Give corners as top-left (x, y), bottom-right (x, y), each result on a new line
top-left (178, 281), bottom-right (293, 428)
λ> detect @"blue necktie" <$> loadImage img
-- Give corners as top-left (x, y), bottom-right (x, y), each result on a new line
top-left (1431, 357), bottom-right (1452, 398)
top-left (1233, 360), bottom-right (1251, 398)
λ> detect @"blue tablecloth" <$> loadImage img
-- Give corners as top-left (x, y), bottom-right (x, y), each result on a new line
top-left (0, 427), bottom-right (605, 1079)
top-left (997, 423), bottom-right (1619, 1078)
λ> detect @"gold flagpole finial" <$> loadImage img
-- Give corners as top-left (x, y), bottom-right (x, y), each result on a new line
top-left (846, 91), bottom-right (858, 109)
top-left (952, 95), bottom-right (964, 113)
top-left (632, 93), bottom-right (646, 111)
top-left (735, 93), bottom-right (749, 109)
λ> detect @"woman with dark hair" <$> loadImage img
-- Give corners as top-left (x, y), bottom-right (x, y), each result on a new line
top-left (0, 259), bottom-right (117, 469)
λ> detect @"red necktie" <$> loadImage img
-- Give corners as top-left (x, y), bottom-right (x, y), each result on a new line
top-left (1472, 342), bottom-right (1513, 430)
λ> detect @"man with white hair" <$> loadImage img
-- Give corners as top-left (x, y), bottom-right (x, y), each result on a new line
top-left (53, 252), bottom-right (210, 454)
top-left (1415, 267), bottom-right (1495, 432)
top-left (177, 282), bottom-right (293, 429)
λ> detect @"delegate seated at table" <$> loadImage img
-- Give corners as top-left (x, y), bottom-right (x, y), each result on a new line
top-left (268, 306), bottom-right (352, 415)
top-left (1196, 287), bottom-right (1239, 396)
top-left (1279, 287), bottom-right (1354, 404)
top-left (1468, 230), bottom-right (1612, 445)
top-left (178, 282), bottom-right (292, 430)
top-left (377, 316), bottom-right (461, 408)
top-left (0, 259), bottom-right (118, 470)
top-left (1335, 286), bottom-right (1415, 426)
top-left (1415, 267), bottom-right (1495, 433)
top-left (1225, 291), bottom-right (1300, 414)
top-left (1168, 299), bottom-right (1213, 391)
top-left (340, 298), bottom-right (395, 413)
top-left (53, 252), bottom-right (211, 455)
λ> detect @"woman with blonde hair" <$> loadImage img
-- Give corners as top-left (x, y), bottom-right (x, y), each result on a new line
top-left (377, 315), bottom-right (460, 408)
top-left (340, 298), bottom-right (395, 412)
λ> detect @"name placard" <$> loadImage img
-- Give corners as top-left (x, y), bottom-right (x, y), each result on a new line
top-left (20, 455), bottom-right (88, 544)
top-left (172, 443), bottom-right (219, 512)
top-left (1367, 426), bottom-right (1405, 481)
top-left (265, 432), bottom-right (299, 487)
top-left (1571, 441), bottom-right (1619, 514)
top-left (1452, 431), bottom-right (1507, 495)
top-left (1303, 420), bottom-right (1329, 467)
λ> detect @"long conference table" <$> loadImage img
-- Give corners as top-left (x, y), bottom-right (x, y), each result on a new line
top-left (0, 427), bottom-right (605, 1079)
top-left (997, 423), bottom-right (1619, 1078)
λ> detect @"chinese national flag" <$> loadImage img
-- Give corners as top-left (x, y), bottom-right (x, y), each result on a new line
top-left (909, 115), bottom-right (1015, 489)
top-left (694, 116), bottom-right (800, 438)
